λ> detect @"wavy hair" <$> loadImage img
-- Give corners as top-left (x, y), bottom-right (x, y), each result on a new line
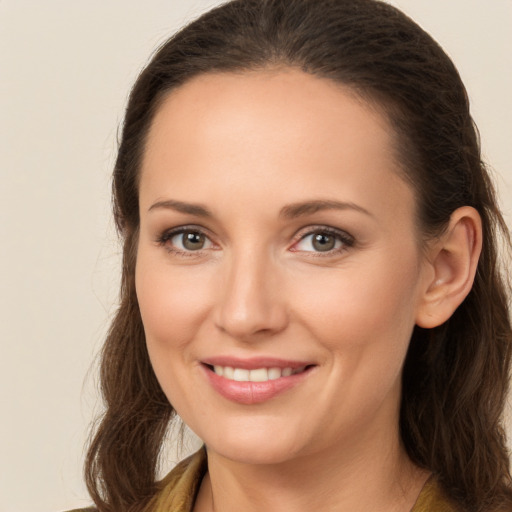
top-left (85, 1), bottom-right (512, 511)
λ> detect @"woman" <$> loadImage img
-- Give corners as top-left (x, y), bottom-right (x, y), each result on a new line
top-left (75, 0), bottom-right (512, 511)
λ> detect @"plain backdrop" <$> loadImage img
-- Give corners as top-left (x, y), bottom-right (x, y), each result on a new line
top-left (1, 1), bottom-right (511, 511)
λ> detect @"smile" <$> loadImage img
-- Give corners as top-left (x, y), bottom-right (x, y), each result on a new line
top-left (211, 366), bottom-right (307, 382)
top-left (201, 359), bottom-right (315, 405)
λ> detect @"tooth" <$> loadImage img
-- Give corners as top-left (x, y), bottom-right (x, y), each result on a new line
top-left (268, 368), bottom-right (281, 380)
top-left (223, 366), bottom-right (234, 379)
top-left (292, 366), bottom-right (306, 375)
top-left (233, 368), bottom-right (250, 382)
top-left (282, 367), bottom-right (293, 377)
top-left (213, 365), bottom-right (224, 376)
top-left (249, 368), bottom-right (268, 382)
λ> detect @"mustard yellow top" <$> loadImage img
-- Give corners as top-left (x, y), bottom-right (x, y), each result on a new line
top-left (70, 448), bottom-right (457, 512)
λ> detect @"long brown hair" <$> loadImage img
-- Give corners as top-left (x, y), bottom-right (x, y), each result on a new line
top-left (85, 1), bottom-right (512, 511)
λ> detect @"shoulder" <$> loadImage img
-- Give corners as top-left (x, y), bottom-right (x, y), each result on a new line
top-left (145, 447), bottom-right (208, 512)
top-left (412, 477), bottom-right (458, 512)
top-left (413, 479), bottom-right (512, 512)
top-left (60, 449), bottom-right (207, 512)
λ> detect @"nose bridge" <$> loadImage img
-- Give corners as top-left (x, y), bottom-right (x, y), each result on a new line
top-left (215, 244), bottom-right (287, 340)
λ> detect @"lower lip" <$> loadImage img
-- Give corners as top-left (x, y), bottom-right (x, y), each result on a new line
top-left (202, 365), bottom-right (313, 405)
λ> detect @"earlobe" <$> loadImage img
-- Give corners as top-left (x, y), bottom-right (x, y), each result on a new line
top-left (415, 207), bottom-right (482, 329)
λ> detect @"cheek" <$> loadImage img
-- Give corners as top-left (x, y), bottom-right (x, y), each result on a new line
top-left (290, 255), bottom-right (421, 428)
top-left (135, 252), bottom-right (213, 351)
top-left (291, 251), bottom-right (421, 355)
top-left (135, 251), bottom-right (218, 414)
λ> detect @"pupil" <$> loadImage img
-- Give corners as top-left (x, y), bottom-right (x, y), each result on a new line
top-left (313, 233), bottom-right (335, 251)
top-left (183, 232), bottom-right (204, 250)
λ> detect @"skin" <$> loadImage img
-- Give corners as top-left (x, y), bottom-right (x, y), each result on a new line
top-left (135, 69), bottom-right (481, 511)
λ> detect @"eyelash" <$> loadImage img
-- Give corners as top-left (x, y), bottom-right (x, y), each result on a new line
top-left (291, 226), bottom-right (355, 256)
top-left (155, 225), bottom-right (355, 257)
top-left (156, 225), bottom-right (216, 257)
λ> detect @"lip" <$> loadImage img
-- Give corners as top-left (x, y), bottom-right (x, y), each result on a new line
top-left (200, 357), bottom-right (315, 405)
top-left (202, 356), bottom-right (312, 370)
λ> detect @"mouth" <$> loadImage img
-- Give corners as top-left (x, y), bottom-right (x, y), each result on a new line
top-left (200, 358), bottom-right (316, 405)
top-left (205, 364), bottom-right (309, 382)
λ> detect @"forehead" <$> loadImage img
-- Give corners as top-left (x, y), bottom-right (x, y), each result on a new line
top-left (144, 68), bottom-right (395, 167)
top-left (140, 69), bottom-right (414, 226)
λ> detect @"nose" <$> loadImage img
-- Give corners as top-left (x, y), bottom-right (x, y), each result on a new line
top-left (214, 250), bottom-right (288, 341)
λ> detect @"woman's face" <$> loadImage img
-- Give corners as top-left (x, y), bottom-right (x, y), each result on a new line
top-left (136, 69), bottom-right (431, 464)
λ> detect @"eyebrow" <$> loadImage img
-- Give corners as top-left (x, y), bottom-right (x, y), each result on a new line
top-left (279, 200), bottom-right (373, 219)
top-left (147, 198), bottom-right (372, 219)
top-left (148, 199), bottom-right (213, 217)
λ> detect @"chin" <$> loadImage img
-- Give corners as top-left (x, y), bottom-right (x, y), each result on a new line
top-left (208, 442), bottom-right (302, 466)
top-left (199, 423), bottom-right (308, 465)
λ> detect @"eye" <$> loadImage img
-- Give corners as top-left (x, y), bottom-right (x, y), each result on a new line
top-left (158, 228), bottom-right (214, 253)
top-left (292, 228), bottom-right (354, 254)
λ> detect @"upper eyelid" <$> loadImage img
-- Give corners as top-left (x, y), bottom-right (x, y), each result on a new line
top-left (159, 224), bottom-right (213, 239)
top-left (292, 225), bottom-right (354, 242)
top-left (156, 225), bottom-right (217, 248)
top-left (289, 226), bottom-right (355, 256)
top-left (156, 224), bottom-right (354, 249)
top-left (156, 226), bottom-right (217, 257)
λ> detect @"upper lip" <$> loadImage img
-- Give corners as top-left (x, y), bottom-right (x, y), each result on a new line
top-left (201, 356), bottom-right (315, 370)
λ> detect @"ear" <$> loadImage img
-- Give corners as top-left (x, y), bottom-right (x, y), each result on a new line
top-left (415, 206), bottom-right (482, 329)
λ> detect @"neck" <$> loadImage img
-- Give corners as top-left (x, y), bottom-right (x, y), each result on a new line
top-left (194, 426), bottom-right (429, 512)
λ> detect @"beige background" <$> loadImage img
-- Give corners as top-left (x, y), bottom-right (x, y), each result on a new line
top-left (1, 1), bottom-right (510, 511)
